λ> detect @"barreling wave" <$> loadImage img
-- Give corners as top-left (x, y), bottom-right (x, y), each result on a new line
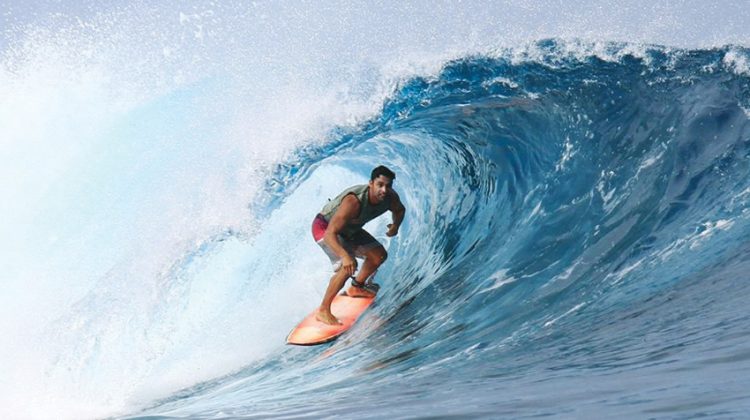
top-left (123, 40), bottom-right (750, 418)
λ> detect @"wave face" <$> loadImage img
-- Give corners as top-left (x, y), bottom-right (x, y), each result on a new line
top-left (2, 7), bottom-right (750, 417)
top-left (115, 42), bottom-right (750, 418)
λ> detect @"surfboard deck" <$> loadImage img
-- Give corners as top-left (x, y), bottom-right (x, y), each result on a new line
top-left (286, 291), bottom-right (375, 346)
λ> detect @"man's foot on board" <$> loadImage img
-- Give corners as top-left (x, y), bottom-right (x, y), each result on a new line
top-left (346, 286), bottom-right (376, 298)
top-left (315, 309), bottom-right (342, 326)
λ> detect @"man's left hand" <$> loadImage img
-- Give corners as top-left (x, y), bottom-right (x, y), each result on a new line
top-left (386, 224), bottom-right (399, 237)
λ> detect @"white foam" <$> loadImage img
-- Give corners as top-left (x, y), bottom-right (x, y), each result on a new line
top-left (656, 218), bottom-right (736, 261)
top-left (478, 269), bottom-right (518, 294)
top-left (723, 48), bottom-right (750, 76)
top-left (555, 136), bottom-right (577, 172)
top-left (543, 302), bottom-right (586, 328)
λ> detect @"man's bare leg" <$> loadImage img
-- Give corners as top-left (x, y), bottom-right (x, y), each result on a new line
top-left (347, 246), bottom-right (387, 298)
top-left (316, 268), bottom-right (350, 325)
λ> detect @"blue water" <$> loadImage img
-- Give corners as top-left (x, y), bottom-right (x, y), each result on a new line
top-left (2, 4), bottom-right (750, 420)
top-left (116, 42), bottom-right (750, 418)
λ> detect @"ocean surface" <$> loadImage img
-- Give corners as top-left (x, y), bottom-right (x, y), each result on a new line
top-left (2, 3), bottom-right (750, 419)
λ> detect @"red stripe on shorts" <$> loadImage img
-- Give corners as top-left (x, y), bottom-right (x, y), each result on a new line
top-left (312, 214), bottom-right (328, 242)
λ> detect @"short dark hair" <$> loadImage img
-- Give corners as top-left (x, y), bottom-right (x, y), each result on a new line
top-left (371, 165), bottom-right (396, 181)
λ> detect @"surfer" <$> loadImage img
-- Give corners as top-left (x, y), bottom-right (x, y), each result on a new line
top-left (311, 165), bottom-right (406, 325)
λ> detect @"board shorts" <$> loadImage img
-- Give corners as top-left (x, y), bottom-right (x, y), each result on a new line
top-left (312, 213), bottom-right (381, 272)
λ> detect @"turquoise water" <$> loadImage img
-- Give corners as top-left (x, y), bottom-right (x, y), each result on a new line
top-left (2, 3), bottom-right (750, 419)
top-left (131, 42), bottom-right (750, 419)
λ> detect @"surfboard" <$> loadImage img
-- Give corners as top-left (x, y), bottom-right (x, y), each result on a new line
top-left (286, 291), bottom-right (375, 346)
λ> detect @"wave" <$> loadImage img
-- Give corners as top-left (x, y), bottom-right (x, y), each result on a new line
top-left (114, 41), bottom-right (750, 418)
top-left (2, 4), bottom-right (750, 415)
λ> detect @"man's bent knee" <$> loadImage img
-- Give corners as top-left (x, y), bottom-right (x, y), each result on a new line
top-left (369, 247), bottom-right (387, 266)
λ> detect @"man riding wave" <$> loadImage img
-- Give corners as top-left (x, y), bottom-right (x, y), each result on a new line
top-left (311, 165), bottom-right (405, 325)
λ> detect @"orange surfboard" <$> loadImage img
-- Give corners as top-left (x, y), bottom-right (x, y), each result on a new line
top-left (286, 292), bottom-right (375, 346)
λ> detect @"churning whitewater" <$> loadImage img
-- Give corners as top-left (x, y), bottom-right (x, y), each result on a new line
top-left (2, 3), bottom-right (750, 420)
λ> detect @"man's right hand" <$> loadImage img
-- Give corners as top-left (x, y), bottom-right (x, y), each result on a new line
top-left (341, 255), bottom-right (357, 276)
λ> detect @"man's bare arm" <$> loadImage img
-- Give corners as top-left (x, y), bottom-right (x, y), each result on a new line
top-left (387, 191), bottom-right (405, 237)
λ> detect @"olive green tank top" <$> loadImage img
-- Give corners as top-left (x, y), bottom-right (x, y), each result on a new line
top-left (319, 184), bottom-right (392, 236)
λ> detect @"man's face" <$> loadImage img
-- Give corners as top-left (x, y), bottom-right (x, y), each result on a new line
top-left (369, 175), bottom-right (393, 204)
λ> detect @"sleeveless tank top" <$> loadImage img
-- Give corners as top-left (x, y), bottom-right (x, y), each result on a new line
top-left (319, 184), bottom-right (391, 236)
